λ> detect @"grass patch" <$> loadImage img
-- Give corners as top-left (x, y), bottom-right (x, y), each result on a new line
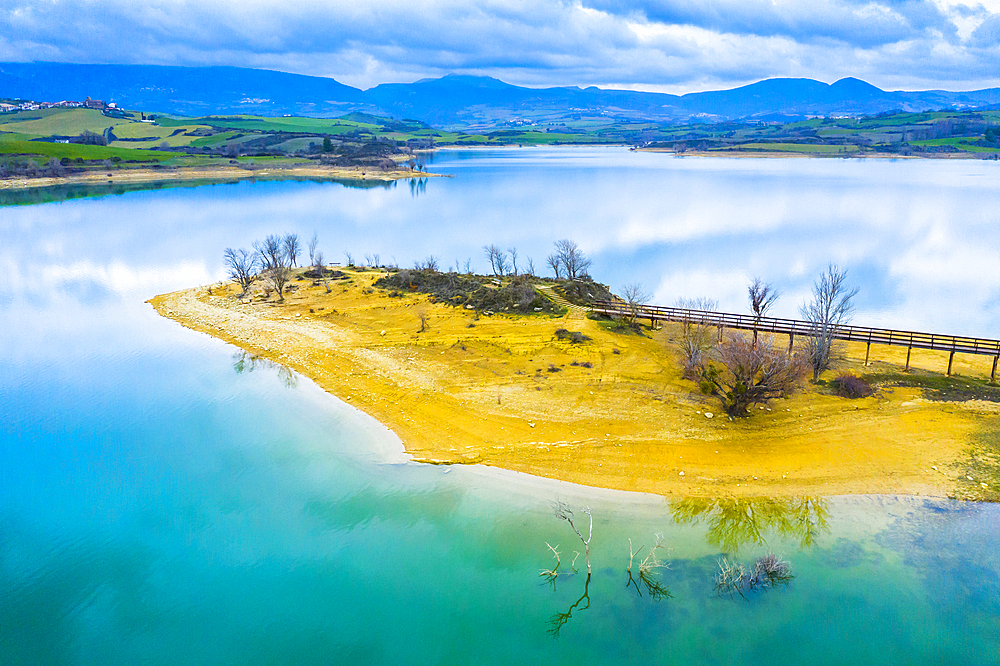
top-left (0, 139), bottom-right (171, 162)
top-left (863, 371), bottom-right (1000, 402)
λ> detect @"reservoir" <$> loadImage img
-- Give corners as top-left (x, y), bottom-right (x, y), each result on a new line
top-left (2, 148), bottom-right (999, 663)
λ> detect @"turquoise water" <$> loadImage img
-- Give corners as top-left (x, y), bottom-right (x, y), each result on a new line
top-left (2, 148), bottom-right (999, 663)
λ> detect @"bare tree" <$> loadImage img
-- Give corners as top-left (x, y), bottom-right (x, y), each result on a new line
top-left (255, 234), bottom-right (292, 300)
top-left (344, 251), bottom-right (354, 267)
top-left (621, 282), bottom-right (650, 323)
top-left (547, 252), bottom-right (562, 279)
top-left (372, 253), bottom-right (381, 268)
top-left (508, 247), bottom-right (519, 276)
top-left (703, 334), bottom-right (807, 417)
top-left (307, 231), bottom-right (319, 266)
top-left (224, 247), bottom-right (259, 297)
top-left (314, 250), bottom-right (330, 293)
top-left (554, 239), bottom-right (592, 280)
top-left (483, 244), bottom-right (509, 278)
top-left (554, 501), bottom-right (592, 574)
top-left (414, 255), bottom-right (439, 272)
top-left (674, 297), bottom-right (719, 378)
top-left (799, 265), bottom-right (858, 381)
top-left (464, 258), bottom-right (472, 274)
top-left (525, 257), bottom-right (536, 277)
top-left (626, 534), bottom-right (671, 601)
top-left (283, 233), bottom-right (300, 268)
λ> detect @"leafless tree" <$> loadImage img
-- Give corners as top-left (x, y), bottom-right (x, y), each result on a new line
top-left (372, 253), bottom-right (381, 268)
top-left (703, 334), bottom-right (807, 417)
top-left (417, 307), bottom-right (429, 332)
top-left (547, 252), bottom-right (562, 279)
top-left (464, 258), bottom-right (472, 274)
top-left (224, 247), bottom-right (259, 297)
top-left (307, 231), bottom-right (319, 266)
top-left (314, 250), bottom-right (330, 293)
top-left (674, 297), bottom-right (719, 378)
top-left (508, 247), bottom-right (519, 276)
top-left (483, 244), bottom-right (509, 277)
top-left (255, 234), bottom-right (292, 300)
top-left (621, 282), bottom-right (650, 323)
top-left (554, 501), bottom-right (592, 574)
top-left (525, 257), bottom-right (536, 277)
top-left (283, 233), bottom-right (300, 267)
top-left (344, 251), bottom-right (354, 267)
top-left (626, 533), bottom-right (671, 601)
top-left (748, 277), bottom-right (779, 322)
top-left (554, 239), bottom-right (592, 279)
top-left (799, 265), bottom-right (858, 381)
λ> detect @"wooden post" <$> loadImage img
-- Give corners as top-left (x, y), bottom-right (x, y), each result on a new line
top-left (947, 350), bottom-right (955, 376)
top-left (864, 342), bottom-right (871, 366)
top-left (904, 346), bottom-right (912, 372)
top-left (992, 355), bottom-right (998, 383)
top-left (788, 333), bottom-right (794, 353)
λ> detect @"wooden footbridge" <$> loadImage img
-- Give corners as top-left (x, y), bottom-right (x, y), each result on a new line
top-left (590, 300), bottom-right (1000, 381)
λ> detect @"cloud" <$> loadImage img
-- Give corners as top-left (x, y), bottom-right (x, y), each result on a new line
top-left (1, 0), bottom-right (999, 91)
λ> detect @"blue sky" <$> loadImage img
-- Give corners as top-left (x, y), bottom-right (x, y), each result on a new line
top-left (2, 0), bottom-right (999, 92)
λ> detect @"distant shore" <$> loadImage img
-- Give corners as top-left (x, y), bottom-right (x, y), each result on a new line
top-left (150, 268), bottom-right (999, 501)
top-left (0, 163), bottom-right (436, 191)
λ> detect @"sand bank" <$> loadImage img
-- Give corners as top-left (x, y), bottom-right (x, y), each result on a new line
top-left (0, 163), bottom-right (433, 191)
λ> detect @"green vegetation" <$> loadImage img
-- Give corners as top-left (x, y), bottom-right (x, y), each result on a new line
top-left (373, 269), bottom-right (566, 315)
top-left (2, 103), bottom-right (1000, 179)
top-left (0, 138), bottom-right (171, 162)
top-left (863, 371), bottom-right (1000, 402)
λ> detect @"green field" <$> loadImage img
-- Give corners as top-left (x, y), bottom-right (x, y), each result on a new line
top-left (0, 137), bottom-right (171, 162)
top-left (0, 108), bottom-right (130, 136)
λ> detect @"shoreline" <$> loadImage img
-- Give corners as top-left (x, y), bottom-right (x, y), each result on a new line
top-left (149, 270), bottom-right (999, 500)
top-left (0, 163), bottom-right (436, 191)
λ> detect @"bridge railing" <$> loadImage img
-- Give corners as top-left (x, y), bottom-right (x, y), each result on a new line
top-left (590, 300), bottom-right (1000, 358)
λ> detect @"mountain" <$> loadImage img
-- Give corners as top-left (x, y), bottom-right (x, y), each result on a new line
top-left (0, 62), bottom-right (366, 116)
top-left (3, 62), bottom-right (1000, 127)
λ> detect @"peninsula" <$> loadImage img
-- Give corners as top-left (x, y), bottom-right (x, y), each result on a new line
top-left (151, 267), bottom-right (1000, 500)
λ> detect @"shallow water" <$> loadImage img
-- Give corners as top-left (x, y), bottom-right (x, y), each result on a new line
top-left (2, 148), bottom-right (999, 663)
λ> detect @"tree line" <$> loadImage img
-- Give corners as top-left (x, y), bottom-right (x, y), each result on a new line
top-left (225, 231), bottom-right (331, 301)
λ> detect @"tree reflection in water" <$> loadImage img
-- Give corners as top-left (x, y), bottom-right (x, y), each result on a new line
top-left (547, 574), bottom-right (591, 638)
top-left (232, 351), bottom-right (299, 389)
top-left (671, 496), bottom-right (830, 553)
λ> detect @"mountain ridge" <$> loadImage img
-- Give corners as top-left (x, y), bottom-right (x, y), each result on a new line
top-left (3, 62), bottom-right (1000, 127)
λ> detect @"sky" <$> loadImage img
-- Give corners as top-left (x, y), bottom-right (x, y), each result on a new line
top-left (1, 0), bottom-right (999, 93)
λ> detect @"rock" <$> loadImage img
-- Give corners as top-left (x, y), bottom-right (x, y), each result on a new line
top-left (679, 471), bottom-right (685, 476)
top-left (704, 412), bottom-right (714, 419)
top-left (380, 330), bottom-right (386, 336)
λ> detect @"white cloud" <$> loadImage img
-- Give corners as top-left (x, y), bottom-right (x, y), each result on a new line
top-left (1, 0), bottom-right (999, 91)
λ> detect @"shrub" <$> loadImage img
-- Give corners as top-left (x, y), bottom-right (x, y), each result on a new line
top-left (831, 374), bottom-right (873, 398)
top-left (373, 270), bottom-right (562, 315)
top-left (555, 328), bottom-right (591, 344)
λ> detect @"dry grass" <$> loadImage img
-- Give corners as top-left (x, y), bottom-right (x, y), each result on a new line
top-left (149, 267), bottom-right (1000, 499)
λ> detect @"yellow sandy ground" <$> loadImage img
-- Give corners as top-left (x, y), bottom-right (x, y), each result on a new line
top-left (149, 268), bottom-right (999, 499)
top-left (0, 164), bottom-right (432, 191)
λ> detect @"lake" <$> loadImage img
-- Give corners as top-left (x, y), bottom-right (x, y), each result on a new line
top-left (2, 147), bottom-right (999, 664)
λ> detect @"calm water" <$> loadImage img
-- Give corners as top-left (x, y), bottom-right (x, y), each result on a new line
top-left (2, 148), bottom-right (999, 664)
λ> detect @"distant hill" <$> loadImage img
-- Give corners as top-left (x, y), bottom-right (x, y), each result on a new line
top-left (3, 62), bottom-right (1000, 127)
